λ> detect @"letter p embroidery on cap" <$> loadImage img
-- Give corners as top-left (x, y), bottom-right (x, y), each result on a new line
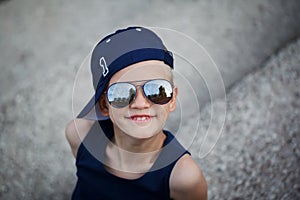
top-left (99, 57), bottom-right (109, 77)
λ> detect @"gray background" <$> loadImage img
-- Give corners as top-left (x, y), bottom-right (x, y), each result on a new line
top-left (0, 0), bottom-right (300, 199)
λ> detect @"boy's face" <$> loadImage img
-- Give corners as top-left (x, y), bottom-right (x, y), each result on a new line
top-left (99, 60), bottom-right (177, 139)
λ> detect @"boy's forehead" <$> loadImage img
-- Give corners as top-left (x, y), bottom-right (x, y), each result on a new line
top-left (109, 60), bottom-right (172, 83)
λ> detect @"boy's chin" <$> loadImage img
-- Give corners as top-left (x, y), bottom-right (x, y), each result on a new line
top-left (123, 126), bottom-right (163, 140)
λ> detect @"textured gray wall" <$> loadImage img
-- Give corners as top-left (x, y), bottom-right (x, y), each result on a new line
top-left (0, 0), bottom-right (299, 199)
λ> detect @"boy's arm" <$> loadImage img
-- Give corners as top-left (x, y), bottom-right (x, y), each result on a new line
top-left (65, 119), bottom-right (94, 158)
top-left (170, 154), bottom-right (207, 200)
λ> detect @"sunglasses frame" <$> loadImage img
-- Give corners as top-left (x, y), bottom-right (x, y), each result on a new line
top-left (105, 79), bottom-right (174, 108)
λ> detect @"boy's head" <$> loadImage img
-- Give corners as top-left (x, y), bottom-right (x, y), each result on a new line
top-left (77, 26), bottom-right (176, 137)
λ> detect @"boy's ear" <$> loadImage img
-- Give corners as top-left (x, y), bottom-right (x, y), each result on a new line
top-left (169, 86), bottom-right (178, 112)
top-left (98, 94), bottom-right (109, 116)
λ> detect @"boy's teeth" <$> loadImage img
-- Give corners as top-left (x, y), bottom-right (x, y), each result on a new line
top-left (132, 116), bottom-right (149, 121)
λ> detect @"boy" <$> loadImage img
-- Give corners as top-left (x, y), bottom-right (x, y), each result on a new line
top-left (66, 26), bottom-right (207, 199)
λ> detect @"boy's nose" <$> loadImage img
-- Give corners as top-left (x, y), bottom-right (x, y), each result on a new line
top-left (130, 87), bottom-right (151, 109)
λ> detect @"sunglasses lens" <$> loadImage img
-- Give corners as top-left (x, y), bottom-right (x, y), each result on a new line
top-left (107, 83), bottom-right (136, 108)
top-left (144, 80), bottom-right (173, 104)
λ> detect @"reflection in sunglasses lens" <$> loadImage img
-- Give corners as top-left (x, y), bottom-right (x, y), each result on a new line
top-left (144, 80), bottom-right (173, 104)
top-left (107, 83), bottom-right (136, 108)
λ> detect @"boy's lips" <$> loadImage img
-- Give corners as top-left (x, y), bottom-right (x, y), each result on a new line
top-left (128, 115), bottom-right (154, 122)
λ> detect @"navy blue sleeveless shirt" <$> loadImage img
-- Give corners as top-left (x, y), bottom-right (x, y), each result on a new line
top-left (72, 122), bottom-right (189, 200)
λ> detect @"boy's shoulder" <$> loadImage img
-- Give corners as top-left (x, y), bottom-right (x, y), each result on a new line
top-left (65, 119), bottom-right (94, 157)
top-left (170, 154), bottom-right (207, 199)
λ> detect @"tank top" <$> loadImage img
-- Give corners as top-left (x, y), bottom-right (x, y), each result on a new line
top-left (72, 122), bottom-right (189, 200)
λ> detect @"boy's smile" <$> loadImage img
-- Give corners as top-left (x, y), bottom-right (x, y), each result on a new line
top-left (128, 114), bottom-right (153, 124)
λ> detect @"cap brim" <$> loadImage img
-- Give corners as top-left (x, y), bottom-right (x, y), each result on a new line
top-left (77, 94), bottom-right (109, 121)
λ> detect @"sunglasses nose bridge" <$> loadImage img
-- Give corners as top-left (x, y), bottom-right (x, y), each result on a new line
top-left (129, 86), bottom-right (151, 108)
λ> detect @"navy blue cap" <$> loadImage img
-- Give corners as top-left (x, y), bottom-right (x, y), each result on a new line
top-left (77, 26), bottom-right (174, 119)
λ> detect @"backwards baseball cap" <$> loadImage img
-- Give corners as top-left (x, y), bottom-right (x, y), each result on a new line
top-left (77, 26), bottom-right (174, 121)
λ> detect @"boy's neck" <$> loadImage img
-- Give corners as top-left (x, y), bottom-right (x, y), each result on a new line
top-left (104, 129), bottom-right (166, 176)
top-left (112, 129), bottom-right (166, 153)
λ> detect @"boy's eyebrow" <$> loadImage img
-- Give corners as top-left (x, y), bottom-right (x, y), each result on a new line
top-left (114, 79), bottom-right (152, 84)
top-left (107, 79), bottom-right (150, 88)
top-left (111, 79), bottom-right (174, 85)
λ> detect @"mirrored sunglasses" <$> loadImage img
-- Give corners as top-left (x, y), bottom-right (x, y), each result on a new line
top-left (106, 79), bottom-right (174, 108)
